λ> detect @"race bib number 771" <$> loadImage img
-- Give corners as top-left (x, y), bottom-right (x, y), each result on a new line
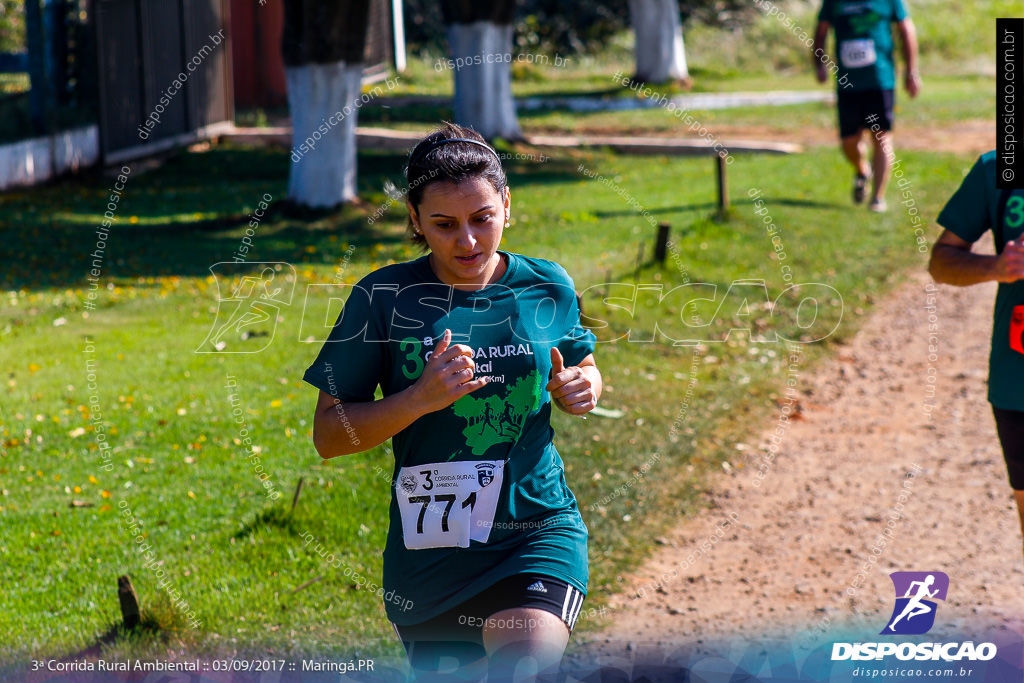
top-left (396, 461), bottom-right (504, 549)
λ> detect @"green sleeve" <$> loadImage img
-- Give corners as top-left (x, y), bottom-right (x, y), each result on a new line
top-left (560, 297), bottom-right (596, 367)
top-left (892, 0), bottom-right (908, 22)
top-left (817, 0), bottom-right (834, 24)
top-left (936, 155), bottom-right (993, 245)
top-left (556, 275), bottom-right (597, 368)
top-left (302, 282), bottom-right (387, 402)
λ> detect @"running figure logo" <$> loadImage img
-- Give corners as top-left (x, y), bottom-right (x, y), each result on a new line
top-left (881, 571), bottom-right (949, 635)
top-left (197, 262), bottom-right (296, 353)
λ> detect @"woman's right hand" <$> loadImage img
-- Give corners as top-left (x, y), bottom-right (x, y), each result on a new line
top-left (410, 329), bottom-right (489, 413)
top-left (995, 240), bottom-right (1024, 283)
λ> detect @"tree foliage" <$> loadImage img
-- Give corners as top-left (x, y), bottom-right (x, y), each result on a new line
top-left (403, 0), bottom-right (757, 56)
top-left (281, 0), bottom-right (371, 66)
top-left (403, 0), bottom-right (625, 55)
top-left (515, 2), bottom-right (628, 55)
top-left (440, 0), bottom-right (515, 26)
top-left (0, 0), bottom-right (26, 54)
top-left (679, 0), bottom-right (758, 28)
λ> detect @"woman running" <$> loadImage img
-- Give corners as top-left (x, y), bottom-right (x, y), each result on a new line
top-left (303, 123), bottom-right (601, 682)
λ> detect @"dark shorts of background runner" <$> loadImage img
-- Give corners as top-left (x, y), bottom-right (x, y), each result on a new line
top-left (837, 88), bottom-right (895, 138)
top-left (993, 406), bottom-right (1024, 490)
top-left (392, 574), bottom-right (584, 674)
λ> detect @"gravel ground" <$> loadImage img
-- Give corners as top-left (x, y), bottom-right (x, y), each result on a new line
top-left (564, 257), bottom-right (1024, 680)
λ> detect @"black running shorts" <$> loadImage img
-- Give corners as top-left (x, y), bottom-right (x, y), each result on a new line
top-left (993, 406), bottom-right (1024, 490)
top-left (392, 574), bottom-right (585, 673)
top-left (837, 88), bottom-right (895, 138)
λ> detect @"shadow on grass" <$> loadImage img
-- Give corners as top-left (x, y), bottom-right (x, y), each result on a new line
top-left (65, 593), bottom-right (194, 663)
top-left (0, 145), bottom-right (596, 292)
top-left (592, 197), bottom-right (847, 222)
top-left (592, 202), bottom-right (720, 221)
top-left (514, 86), bottom-right (627, 101)
top-left (233, 504), bottom-right (304, 539)
top-left (358, 103), bottom-right (453, 125)
top-left (0, 149), bottom-right (382, 290)
top-left (749, 196), bottom-right (849, 210)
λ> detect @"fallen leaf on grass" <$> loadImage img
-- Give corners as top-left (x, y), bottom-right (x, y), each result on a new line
top-left (590, 406), bottom-right (625, 418)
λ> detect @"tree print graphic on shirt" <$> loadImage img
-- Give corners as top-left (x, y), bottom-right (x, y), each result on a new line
top-left (452, 371), bottom-right (544, 455)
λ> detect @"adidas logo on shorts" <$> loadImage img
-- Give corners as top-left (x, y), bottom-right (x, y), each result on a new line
top-left (526, 580), bottom-right (548, 593)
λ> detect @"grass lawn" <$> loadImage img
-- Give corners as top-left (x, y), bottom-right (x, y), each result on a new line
top-left (351, 70), bottom-right (992, 150)
top-left (0, 138), bottom-right (975, 666)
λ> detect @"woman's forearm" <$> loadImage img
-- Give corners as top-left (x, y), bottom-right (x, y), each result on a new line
top-left (313, 387), bottom-right (427, 459)
top-left (929, 244), bottom-right (999, 286)
top-left (313, 331), bottom-right (491, 459)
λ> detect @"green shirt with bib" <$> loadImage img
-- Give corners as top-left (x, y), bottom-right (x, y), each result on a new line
top-left (819, 0), bottom-right (908, 91)
top-left (937, 151), bottom-right (1024, 412)
top-left (304, 252), bottom-right (595, 625)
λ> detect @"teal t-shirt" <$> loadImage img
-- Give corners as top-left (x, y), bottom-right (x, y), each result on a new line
top-left (818, 0), bottom-right (908, 91)
top-left (303, 251), bottom-right (596, 625)
top-left (937, 151), bottom-right (1024, 412)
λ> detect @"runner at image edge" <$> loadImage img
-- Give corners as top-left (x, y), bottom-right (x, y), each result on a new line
top-left (930, 149), bottom-right (1024, 558)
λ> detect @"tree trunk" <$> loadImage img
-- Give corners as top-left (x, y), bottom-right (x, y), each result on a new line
top-left (446, 21), bottom-right (521, 140)
top-left (285, 61), bottom-right (363, 207)
top-left (281, 0), bottom-right (370, 209)
top-left (441, 0), bottom-right (520, 141)
top-left (629, 0), bottom-right (690, 84)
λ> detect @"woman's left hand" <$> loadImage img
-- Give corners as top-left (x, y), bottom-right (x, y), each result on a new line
top-left (546, 348), bottom-right (598, 415)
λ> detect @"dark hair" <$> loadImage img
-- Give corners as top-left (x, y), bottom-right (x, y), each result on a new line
top-left (404, 122), bottom-right (507, 250)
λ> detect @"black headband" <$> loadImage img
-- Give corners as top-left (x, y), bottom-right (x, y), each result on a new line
top-left (408, 137), bottom-right (502, 166)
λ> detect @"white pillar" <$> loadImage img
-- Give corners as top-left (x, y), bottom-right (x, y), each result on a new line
top-left (629, 0), bottom-right (690, 83)
top-left (448, 21), bottom-right (522, 140)
top-left (285, 60), bottom-right (364, 208)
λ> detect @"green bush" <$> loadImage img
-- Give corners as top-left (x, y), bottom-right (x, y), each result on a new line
top-left (0, 0), bottom-right (25, 54)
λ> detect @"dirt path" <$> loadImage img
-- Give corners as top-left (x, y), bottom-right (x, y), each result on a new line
top-left (566, 247), bottom-right (1024, 673)
top-left (712, 118), bottom-right (995, 157)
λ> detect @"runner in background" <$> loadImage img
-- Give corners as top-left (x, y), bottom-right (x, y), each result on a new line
top-left (814, 0), bottom-right (920, 212)
top-left (304, 122), bottom-right (601, 682)
top-left (929, 150), bottom-right (1024, 558)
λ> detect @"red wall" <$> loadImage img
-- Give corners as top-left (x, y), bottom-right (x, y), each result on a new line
top-left (230, 0), bottom-right (288, 110)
